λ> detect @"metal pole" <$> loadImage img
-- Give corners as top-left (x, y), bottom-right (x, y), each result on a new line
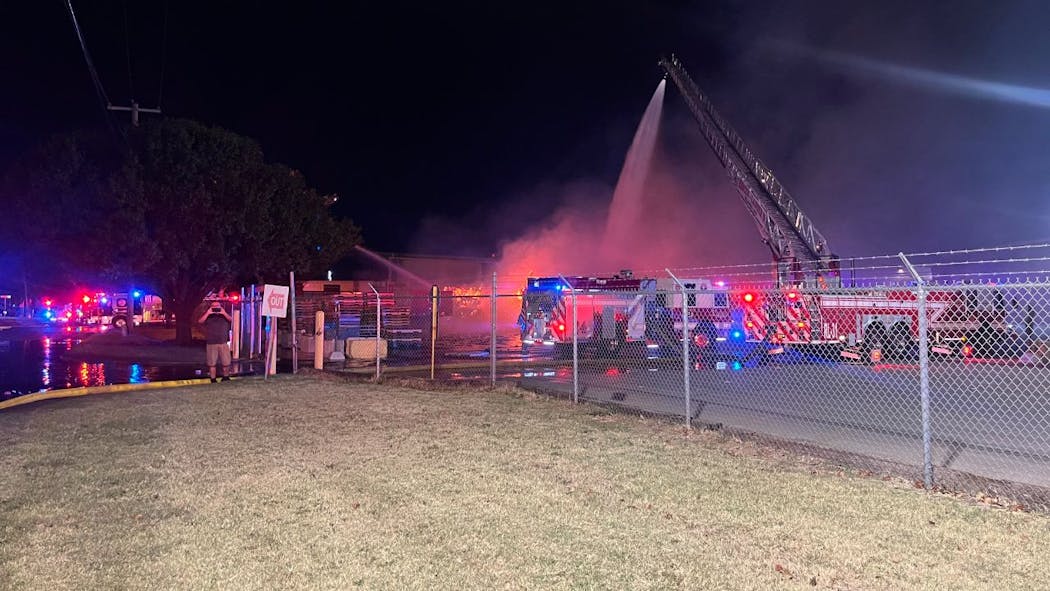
top-left (314, 310), bottom-right (325, 370)
top-left (289, 272), bottom-right (298, 374)
top-left (256, 286), bottom-right (264, 359)
top-left (240, 287), bottom-right (246, 357)
top-left (558, 275), bottom-right (578, 404)
top-left (430, 284), bottom-right (438, 380)
top-left (490, 272), bottom-right (497, 386)
top-left (249, 285), bottom-right (257, 357)
top-left (899, 253), bottom-right (933, 489)
top-left (369, 283), bottom-right (381, 380)
top-left (231, 308), bottom-right (241, 359)
top-left (666, 269), bottom-right (690, 428)
top-left (268, 320), bottom-right (278, 376)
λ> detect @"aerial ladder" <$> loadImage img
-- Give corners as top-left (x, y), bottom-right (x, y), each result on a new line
top-left (658, 54), bottom-right (840, 289)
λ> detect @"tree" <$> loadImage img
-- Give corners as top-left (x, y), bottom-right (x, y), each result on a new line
top-left (4, 119), bottom-right (359, 343)
top-left (110, 118), bottom-right (359, 343)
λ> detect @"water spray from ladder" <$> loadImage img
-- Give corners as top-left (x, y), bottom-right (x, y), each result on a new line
top-left (354, 245), bottom-right (432, 288)
top-left (601, 79), bottom-right (666, 265)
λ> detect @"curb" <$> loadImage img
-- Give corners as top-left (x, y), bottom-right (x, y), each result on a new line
top-left (0, 378), bottom-right (224, 412)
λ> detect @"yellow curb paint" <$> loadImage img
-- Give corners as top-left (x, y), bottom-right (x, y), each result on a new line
top-left (0, 377), bottom-right (228, 411)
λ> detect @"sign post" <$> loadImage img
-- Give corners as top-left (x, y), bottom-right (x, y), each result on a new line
top-left (261, 284), bottom-right (290, 378)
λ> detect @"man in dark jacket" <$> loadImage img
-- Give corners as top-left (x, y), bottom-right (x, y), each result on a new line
top-left (198, 302), bottom-right (233, 383)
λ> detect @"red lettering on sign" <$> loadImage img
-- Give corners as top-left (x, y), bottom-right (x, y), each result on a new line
top-left (268, 293), bottom-right (285, 310)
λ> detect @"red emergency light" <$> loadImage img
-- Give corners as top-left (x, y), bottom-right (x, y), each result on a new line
top-left (787, 291), bottom-right (798, 300)
top-left (742, 292), bottom-right (755, 303)
top-left (229, 294), bottom-right (240, 302)
top-left (82, 295), bottom-right (91, 304)
top-left (43, 299), bottom-right (53, 308)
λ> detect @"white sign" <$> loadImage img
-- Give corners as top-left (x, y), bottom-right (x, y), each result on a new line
top-left (261, 284), bottom-right (290, 318)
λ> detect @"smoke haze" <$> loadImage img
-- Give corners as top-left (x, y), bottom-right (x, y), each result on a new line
top-left (412, 1), bottom-right (1050, 282)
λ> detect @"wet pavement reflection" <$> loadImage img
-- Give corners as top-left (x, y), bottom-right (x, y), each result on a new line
top-left (0, 333), bottom-right (213, 400)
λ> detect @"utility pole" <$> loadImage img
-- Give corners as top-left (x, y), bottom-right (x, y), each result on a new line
top-left (108, 100), bottom-right (161, 127)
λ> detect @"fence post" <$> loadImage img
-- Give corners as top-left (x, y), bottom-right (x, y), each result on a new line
top-left (430, 284), bottom-right (438, 380)
top-left (252, 284), bottom-right (261, 359)
top-left (666, 269), bottom-right (690, 428)
top-left (491, 272), bottom-right (497, 386)
top-left (231, 308), bottom-right (241, 360)
top-left (289, 271), bottom-right (298, 374)
top-left (248, 285), bottom-right (256, 358)
top-left (900, 253), bottom-right (933, 489)
top-left (368, 283), bottom-right (381, 380)
top-left (314, 310), bottom-right (325, 370)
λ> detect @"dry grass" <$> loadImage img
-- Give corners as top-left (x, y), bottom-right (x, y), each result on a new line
top-left (1, 377), bottom-right (1048, 590)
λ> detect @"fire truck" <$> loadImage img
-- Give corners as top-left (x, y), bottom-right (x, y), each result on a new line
top-left (519, 274), bottom-right (731, 357)
top-left (79, 290), bottom-right (164, 328)
top-left (660, 55), bottom-right (1012, 361)
top-left (735, 286), bottom-right (1006, 359)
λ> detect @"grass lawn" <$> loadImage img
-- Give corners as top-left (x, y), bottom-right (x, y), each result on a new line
top-left (1, 376), bottom-right (1048, 590)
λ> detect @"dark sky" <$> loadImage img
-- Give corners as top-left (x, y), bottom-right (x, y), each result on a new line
top-left (4, 1), bottom-right (1050, 266)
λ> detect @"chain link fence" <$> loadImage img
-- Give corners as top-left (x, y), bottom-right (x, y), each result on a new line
top-left (274, 245), bottom-right (1050, 509)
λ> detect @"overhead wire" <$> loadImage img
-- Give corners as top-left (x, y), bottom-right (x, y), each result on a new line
top-left (65, 0), bottom-right (127, 143)
top-left (65, 0), bottom-right (112, 110)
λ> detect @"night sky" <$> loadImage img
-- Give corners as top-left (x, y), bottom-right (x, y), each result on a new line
top-left (4, 1), bottom-right (1050, 267)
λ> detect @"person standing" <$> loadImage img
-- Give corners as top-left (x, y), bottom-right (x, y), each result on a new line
top-left (198, 301), bottom-right (233, 383)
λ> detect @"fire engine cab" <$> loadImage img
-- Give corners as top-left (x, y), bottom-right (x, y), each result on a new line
top-left (518, 274), bottom-right (731, 358)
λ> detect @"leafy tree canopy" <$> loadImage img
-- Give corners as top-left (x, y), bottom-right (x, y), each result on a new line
top-left (3, 118), bottom-right (360, 342)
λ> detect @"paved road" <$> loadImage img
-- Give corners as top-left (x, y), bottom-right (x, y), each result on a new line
top-left (517, 357), bottom-right (1050, 489)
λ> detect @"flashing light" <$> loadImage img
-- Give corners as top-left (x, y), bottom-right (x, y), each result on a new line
top-left (715, 280), bottom-right (726, 287)
top-left (796, 322), bottom-right (806, 329)
top-left (65, 311), bottom-right (73, 319)
top-left (82, 295), bottom-right (91, 304)
top-left (730, 329), bottom-right (745, 342)
top-left (787, 291), bottom-right (798, 300)
top-left (100, 296), bottom-right (108, 304)
top-left (132, 290), bottom-right (142, 298)
top-left (742, 292), bottom-right (755, 303)
top-left (962, 344), bottom-right (973, 357)
top-left (745, 320), bottom-right (754, 328)
top-left (230, 294), bottom-right (240, 302)
top-left (557, 323), bottom-right (565, 331)
top-left (44, 299), bottom-right (53, 308)
top-left (693, 334), bottom-right (710, 348)
top-left (731, 361), bottom-right (743, 371)
top-left (44, 310), bottom-right (53, 319)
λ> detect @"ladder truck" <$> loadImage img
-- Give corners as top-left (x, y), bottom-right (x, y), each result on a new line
top-left (658, 55), bottom-right (1005, 360)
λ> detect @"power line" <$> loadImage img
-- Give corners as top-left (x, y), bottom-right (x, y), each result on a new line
top-left (65, 0), bottom-right (111, 111)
